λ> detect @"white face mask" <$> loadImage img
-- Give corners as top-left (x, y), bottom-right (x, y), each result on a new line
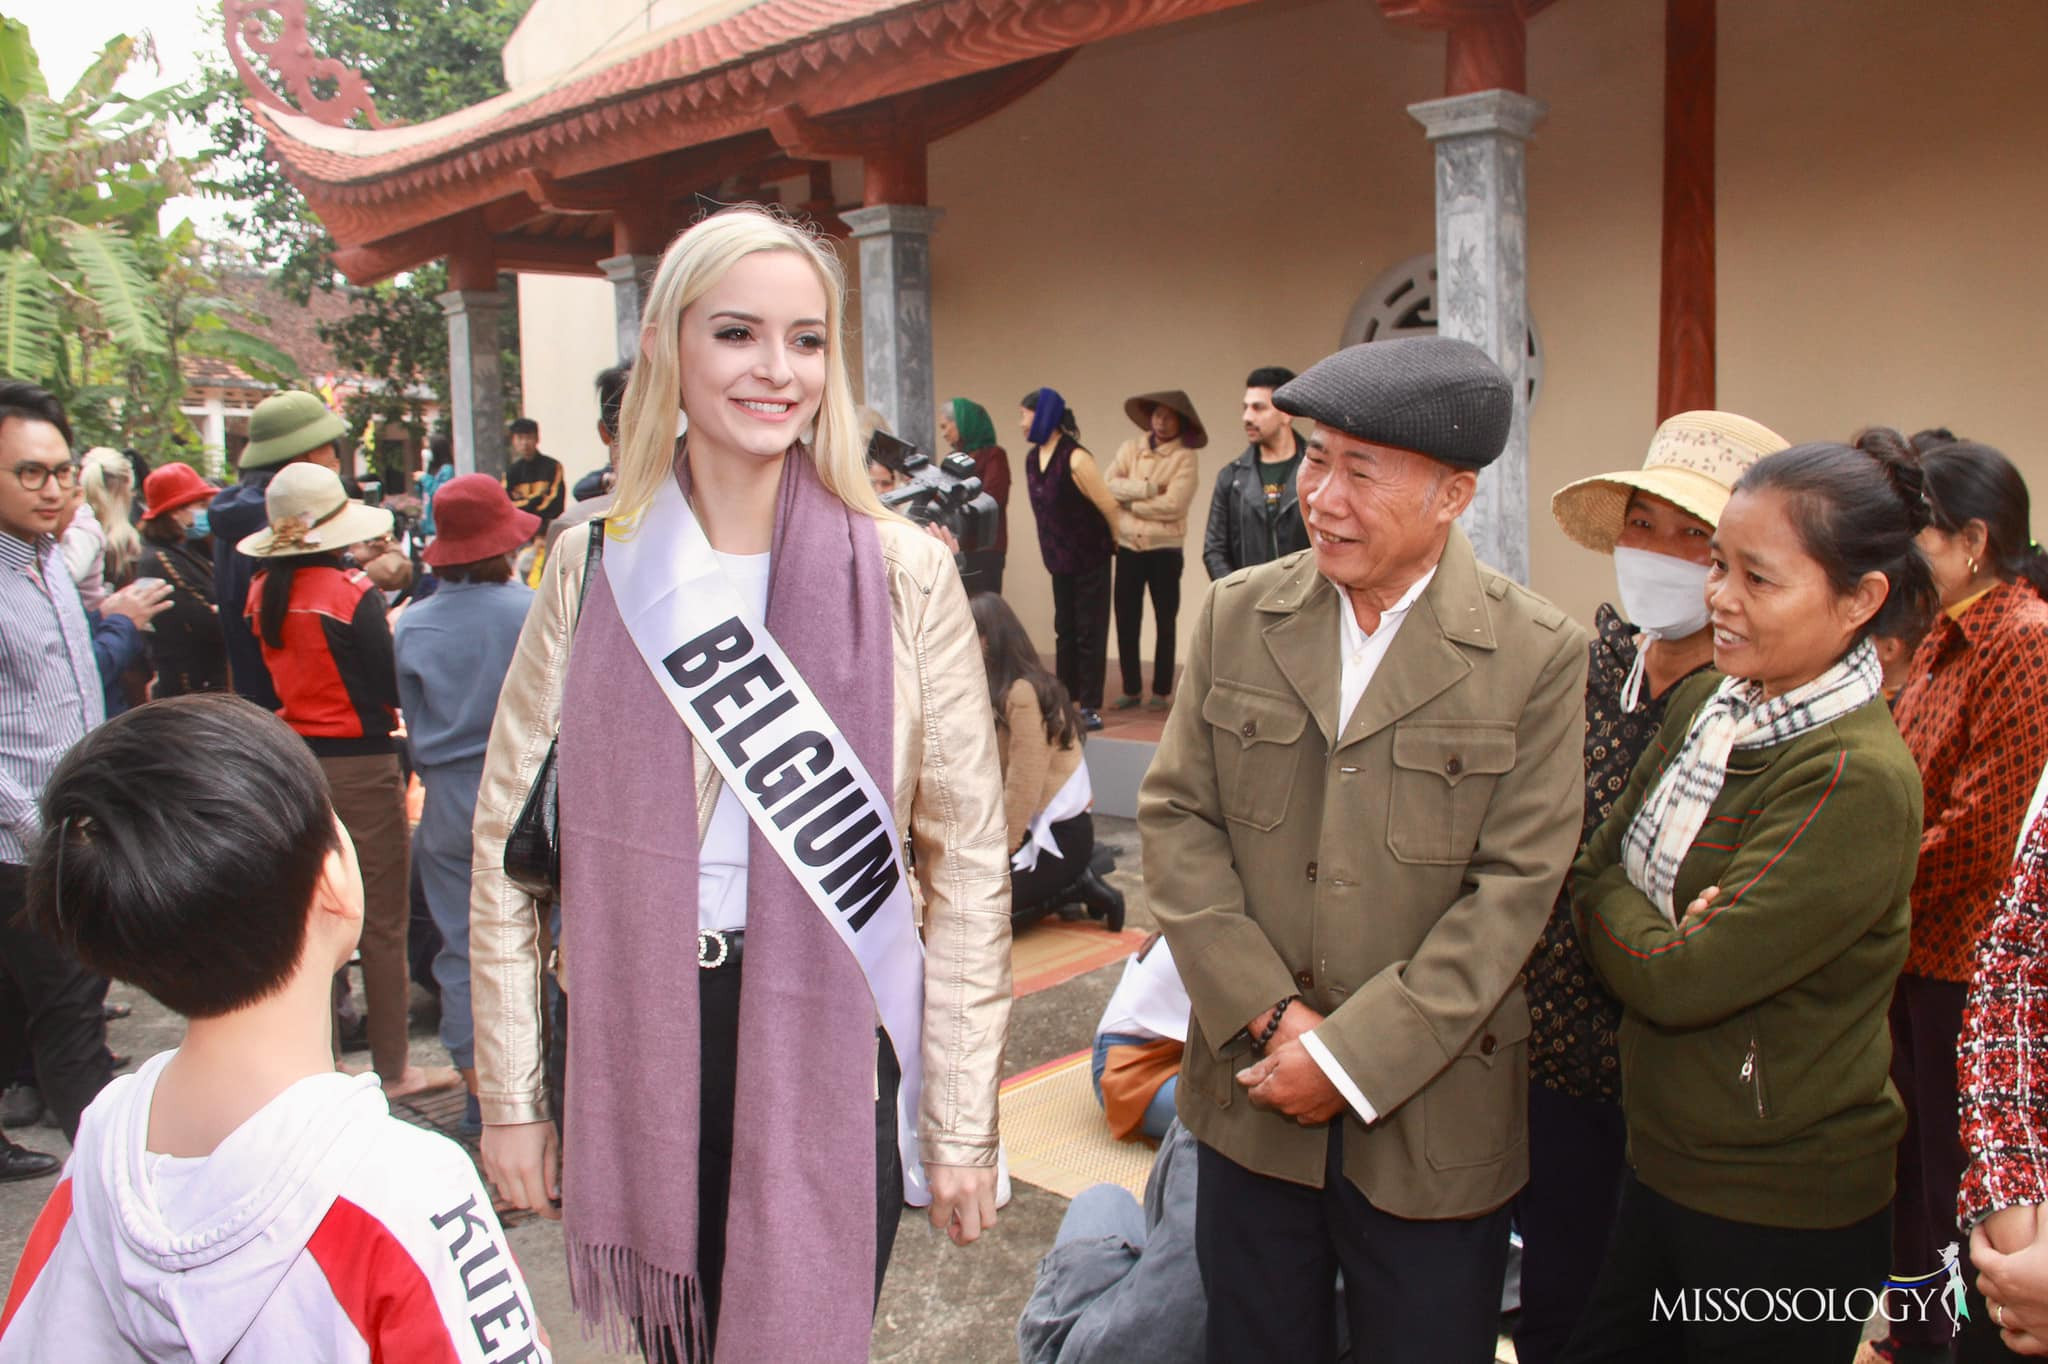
top-left (1613, 545), bottom-right (1711, 639)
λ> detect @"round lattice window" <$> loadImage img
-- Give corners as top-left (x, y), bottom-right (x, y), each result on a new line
top-left (1340, 251), bottom-right (1542, 406)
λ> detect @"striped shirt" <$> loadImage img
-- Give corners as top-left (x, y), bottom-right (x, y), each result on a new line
top-left (0, 530), bottom-right (103, 864)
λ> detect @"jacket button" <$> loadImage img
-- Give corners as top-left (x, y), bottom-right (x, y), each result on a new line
top-left (1306, 861), bottom-right (1318, 882)
top-left (1295, 970), bottom-right (1314, 990)
top-left (1241, 721), bottom-right (1257, 739)
top-left (1445, 755), bottom-right (1464, 776)
top-left (1479, 1033), bottom-right (1497, 1056)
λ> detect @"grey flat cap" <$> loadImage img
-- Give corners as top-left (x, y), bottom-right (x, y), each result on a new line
top-left (1273, 336), bottom-right (1513, 470)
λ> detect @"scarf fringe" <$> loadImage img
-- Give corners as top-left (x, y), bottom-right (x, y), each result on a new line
top-left (567, 1240), bottom-right (707, 1361)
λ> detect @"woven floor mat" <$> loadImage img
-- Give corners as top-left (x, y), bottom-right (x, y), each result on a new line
top-left (998, 1051), bottom-right (1156, 1200)
top-left (1011, 918), bottom-right (1147, 997)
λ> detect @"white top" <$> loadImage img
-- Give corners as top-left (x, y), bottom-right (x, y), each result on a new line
top-left (1299, 565), bottom-right (1437, 1124)
top-left (1011, 758), bottom-right (1094, 873)
top-left (1095, 938), bottom-right (1191, 1044)
top-left (698, 549), bottom-right (772, 933)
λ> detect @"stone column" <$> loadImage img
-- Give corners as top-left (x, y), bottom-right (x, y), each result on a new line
top-left (597, 253), bottom-right (659, 365)
top-left (1409, 89), bottom-right (1546, 584)
top-left (438, 288), bottom-right (509, 479)
top-left (843, 204), bottom-right (942, 458)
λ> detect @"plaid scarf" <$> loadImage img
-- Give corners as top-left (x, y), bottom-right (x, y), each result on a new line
top-left (1622, 638), bottom-right (1882, 919)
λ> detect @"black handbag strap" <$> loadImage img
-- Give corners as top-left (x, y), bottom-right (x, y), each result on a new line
top-left (574, 517), bottom-right (605, 626)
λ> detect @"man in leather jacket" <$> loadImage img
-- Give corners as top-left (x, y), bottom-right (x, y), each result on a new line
top-left (1202, 366), bottom-right (1308, 579)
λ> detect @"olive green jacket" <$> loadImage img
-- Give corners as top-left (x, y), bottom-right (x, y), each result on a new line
top-left (1574, 672), bottom-right (1921, 1229)
top-left (1139, 528), bottom-right (1587, 1218)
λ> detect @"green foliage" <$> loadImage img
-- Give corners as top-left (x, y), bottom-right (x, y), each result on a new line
top-left (202, 0), bottom-right (532, 441)
top-left (0, 19), bottom-right (297, 451)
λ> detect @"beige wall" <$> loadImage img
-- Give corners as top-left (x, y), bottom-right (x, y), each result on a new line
top-left (515, 274), bottom-right (617, 484)
top-left (515, 0), bottom-right (2048, 667)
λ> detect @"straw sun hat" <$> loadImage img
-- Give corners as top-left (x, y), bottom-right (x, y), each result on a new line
top-left (1551, 410), bottom-right (1790, 554)
top-left (235, 463), bottom-right (393, 559)
top-left (1123, 390), bottom-right (1208, 450)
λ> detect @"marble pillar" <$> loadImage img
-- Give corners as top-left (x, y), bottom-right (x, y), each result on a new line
top-left (438, 287), bottom-right (508, 479)
top-left (598, 253), bottom-right (658, 365)
top-left (1409, 89), bottom-right (1546, 584)
top-left (843, 204), bottom-right (942, 458)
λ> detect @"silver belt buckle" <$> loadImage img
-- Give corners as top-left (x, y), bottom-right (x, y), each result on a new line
top-left (698, 929), bottom-right (731, 970)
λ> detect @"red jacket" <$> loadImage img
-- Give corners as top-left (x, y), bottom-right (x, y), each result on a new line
top-left (1893, 579), bottom-right (2048, 980)
top-left (245, 563), bottom-right (399, 754)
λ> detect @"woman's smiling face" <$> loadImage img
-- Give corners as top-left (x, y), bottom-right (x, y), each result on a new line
top-left (676, 249), bottom-right (830, 465)
top-left (1707, 486), bottom-right (1887, 697)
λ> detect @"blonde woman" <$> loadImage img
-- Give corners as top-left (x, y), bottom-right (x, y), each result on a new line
top-left (470, 206), bottom-right (1011, 1362)
top-left (80, 448), bottom-right (140, 590)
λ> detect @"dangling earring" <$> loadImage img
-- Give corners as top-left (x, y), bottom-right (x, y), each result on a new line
top-left (1968, 554), bottom-right (1981, 578)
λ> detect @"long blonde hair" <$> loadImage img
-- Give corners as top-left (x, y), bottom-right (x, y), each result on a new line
top-left (81, 448), bottom-right (140, 585)
top-left (609, 206), bottom-right (886, 533)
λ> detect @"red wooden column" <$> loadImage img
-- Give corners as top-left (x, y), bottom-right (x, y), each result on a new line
top-left (1657, 0), bottom-right (1716, 419)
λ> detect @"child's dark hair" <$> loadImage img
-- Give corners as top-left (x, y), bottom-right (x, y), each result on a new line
top-left (970, 592), bottom-right (1081, 751)
top-left (1732, 437), bottom-right (1938, 645)
top-left (595, 362), bottom-right (633, 441)
top-left (26, 695), bottom-right (344, 1019)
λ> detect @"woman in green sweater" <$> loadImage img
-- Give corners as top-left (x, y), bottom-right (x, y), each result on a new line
top-left (1564, 441), bottom-right (1937, 1364)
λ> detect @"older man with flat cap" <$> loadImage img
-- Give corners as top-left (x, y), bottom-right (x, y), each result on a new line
top-left (1140, 335), bottom-right (1589, 1362)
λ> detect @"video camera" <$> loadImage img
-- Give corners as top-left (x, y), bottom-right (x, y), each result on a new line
top-left (866, 431), bottom-right (1000, 557)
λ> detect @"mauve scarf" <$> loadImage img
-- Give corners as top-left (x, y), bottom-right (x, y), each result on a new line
top-left (556, 450), bottom-right (892, 1359)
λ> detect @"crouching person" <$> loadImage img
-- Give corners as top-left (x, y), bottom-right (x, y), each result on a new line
top-left (0, 694), bottom-right (549, 1362)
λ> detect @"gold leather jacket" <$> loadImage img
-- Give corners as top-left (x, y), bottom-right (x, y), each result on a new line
top-left (469, 517), bottom-right (1013, 1167)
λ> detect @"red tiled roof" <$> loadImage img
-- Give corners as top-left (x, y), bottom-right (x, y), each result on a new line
top-left (252, 0), bottom-right (1257, 250)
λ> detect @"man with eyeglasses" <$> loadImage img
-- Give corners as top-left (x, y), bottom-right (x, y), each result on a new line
top-left (0, 379), bottom-right (169, 1178)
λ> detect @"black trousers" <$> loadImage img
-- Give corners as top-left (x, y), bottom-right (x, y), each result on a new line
top-left (1114, 547), bottom-right (1182, 697)
top-left (1559, 1172), bottom-right (1889, 1364)
top-left (1050, 561), bottom-right (1111, 710)
top-left (1010, 814), bottom-right (1093, 921)
top-left (556, 966), bottom-right (904, 1363)
top-left (957, 549), bottom-right (1005, 599)
top-left (0, 863), bottom-right (111, 1143)
top-left (1195, 1126), bottom-right (1512, 1363)
top-left (1513, 1082), bottom-right (1629, 1364)
top-left (1889, 974), bottom-right (2013, 1360)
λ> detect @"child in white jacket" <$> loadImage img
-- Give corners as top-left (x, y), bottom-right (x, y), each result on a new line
top-left (0, 694), bottom-right (549, 1363)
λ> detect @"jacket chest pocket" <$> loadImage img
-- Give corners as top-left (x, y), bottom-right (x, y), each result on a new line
top-left (1388, 723), bottom-right (1517, 865)
top-left (1202, 684), bottom-right (1311, 832)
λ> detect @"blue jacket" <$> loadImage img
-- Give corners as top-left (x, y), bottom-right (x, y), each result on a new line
top-left (393, 579), bottom-right (533, 768)
top-left (209, 473), bottom-right (278, 711)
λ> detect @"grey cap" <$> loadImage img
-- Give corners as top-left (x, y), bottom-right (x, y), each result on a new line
top-left (1273, 336), bottom-right (1513, 470)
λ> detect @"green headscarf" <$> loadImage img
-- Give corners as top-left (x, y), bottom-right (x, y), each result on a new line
top-left (948, 397), bottom-right (997, 453)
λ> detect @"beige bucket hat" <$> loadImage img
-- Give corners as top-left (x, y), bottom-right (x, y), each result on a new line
top-left (236, 462), bottom-right (393, 559)
top-left (1551, 410), bottom-right (1790, 554)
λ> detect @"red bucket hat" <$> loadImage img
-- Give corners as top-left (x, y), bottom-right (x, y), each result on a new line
top-left (423, 474), bottom-right (541, 567)
top-left (141, 463), bottom-right (215, 521)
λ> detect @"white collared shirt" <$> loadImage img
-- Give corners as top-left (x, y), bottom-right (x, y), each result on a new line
top-left (1298, 564), bottom-right (1437, 1123)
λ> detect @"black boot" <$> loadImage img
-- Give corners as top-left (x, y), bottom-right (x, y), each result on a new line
top-left (1074, 867), bottom-right (1125, 933)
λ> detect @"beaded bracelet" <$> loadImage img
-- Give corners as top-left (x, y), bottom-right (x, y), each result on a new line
top-left (1254, 995), bottom-right (1299, 1055)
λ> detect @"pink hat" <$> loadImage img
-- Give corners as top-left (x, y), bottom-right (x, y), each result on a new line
top-left (141, 463), bottom-right (215, 521)
top-left (423, 474), bottom-right (540, 567)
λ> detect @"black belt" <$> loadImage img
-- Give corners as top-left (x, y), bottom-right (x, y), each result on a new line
top-left (698, 928), bottom-right (744, 970)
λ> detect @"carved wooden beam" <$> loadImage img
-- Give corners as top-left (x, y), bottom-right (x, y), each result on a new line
top-left (516, 168), bottom-right (619, 216)
top-left (490, 235), bottom-right (607, 276)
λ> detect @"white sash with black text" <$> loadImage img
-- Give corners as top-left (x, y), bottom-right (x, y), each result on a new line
top-left (604, 478), bottom-right (932, 1205)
